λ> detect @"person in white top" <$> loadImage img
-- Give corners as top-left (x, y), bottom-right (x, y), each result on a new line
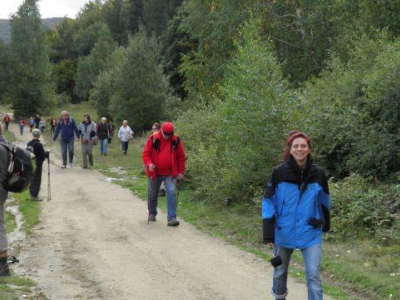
top-left (118, 120), bottom-right (133, 155)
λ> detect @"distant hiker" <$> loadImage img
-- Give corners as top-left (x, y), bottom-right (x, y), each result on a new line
top-left (117, 120), bottom-right (133, 155)
top-left (53, 110), bottom-right (80, 169)
top-left (108, 121), bottom-right (115, 144)
top-left (152, 122), bottom-right (160, 133)
top-left (3, 114), bottom-right (10, 131)
top-left (150, 122), bottom-right (165, 197)
top-left (0, 121), bottom-right (11, 276)
top-left (142, 121), bottom-right (186, 226)
top-left (78, 114), bottom-right (97, 169)
top-left (39, 118), bottom-right (46, 132)
top-left (34, 114), bottom-right (41, 128)
top-left (19, 119), bottom-right (25, 135)
top-left (27, 129), bottom-right (49, 201)
top-left (29, 117), bottom-right (35, 132)
top-left (97, 117), bottom-right (109, 156)
top-left (50, 117), bottom-right (57, 133)
top-left (262, 131), bottom-right (330, 300)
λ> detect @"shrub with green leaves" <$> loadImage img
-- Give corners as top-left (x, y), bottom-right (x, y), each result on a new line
top-left (302, 34), bottom-right (400, 180)
top-left (330, 174), bottom-right (400, 243)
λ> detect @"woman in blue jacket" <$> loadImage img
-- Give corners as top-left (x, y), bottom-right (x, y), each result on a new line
top-left (262, 131), bottom-right (330, 300)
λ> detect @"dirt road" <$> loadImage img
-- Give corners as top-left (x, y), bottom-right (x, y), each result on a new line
top-left (6, 120), bottom-right (333, 300)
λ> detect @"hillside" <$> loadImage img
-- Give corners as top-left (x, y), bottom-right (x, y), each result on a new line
top-left (0, 17), bottom-right (63, 43)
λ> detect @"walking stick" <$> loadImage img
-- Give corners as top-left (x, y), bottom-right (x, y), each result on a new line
top-left (47, 155), bottom-right (51, 201)
top-left (176, 179), bottom-right (181, 203)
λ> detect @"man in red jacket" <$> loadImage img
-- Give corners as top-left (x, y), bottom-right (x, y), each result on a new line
top-left (142, 121), bottom-right (186, 226)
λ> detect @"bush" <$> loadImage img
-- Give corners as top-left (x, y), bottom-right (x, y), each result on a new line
top-left (330, 174), bottom-right (400, 243)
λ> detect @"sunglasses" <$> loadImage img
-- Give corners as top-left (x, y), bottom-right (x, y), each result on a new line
top-left (163, 131), bottom-right (174, 136)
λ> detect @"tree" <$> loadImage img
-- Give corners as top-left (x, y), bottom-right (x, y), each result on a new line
top-left (143, 0), bottom-right (168, 36)
top-left (91, 26), bottom-right (176, 131)
top-left (176, 18), bottom-right (299, 204)
top-left (0, 40), bottom-right (11, 102)
top-left (102, 0), bottom-right (127, 45)
top-left (74, 23), bottom-right (116, 101)
top-left (8, 0), bottom-right (52, 118)
top-left (179, 0), bottom-right (253, 101)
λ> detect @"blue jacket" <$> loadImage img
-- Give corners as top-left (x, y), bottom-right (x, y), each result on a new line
top-left (53, 117), bottom-right (79, 142)
top-left (262, 156), bottom-right (330, 249)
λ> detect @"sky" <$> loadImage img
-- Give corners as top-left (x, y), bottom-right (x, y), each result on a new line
top-left (0, 0), bottom-right (92, 19)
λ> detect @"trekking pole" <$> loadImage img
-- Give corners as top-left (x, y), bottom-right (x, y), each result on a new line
top-left (176, 179), bottom-right (181, 204)
top-left (47, 154), bottom-right (51, 201)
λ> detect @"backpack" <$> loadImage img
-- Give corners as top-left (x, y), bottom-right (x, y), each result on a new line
top-left (0, 142), bottom-right (36, 193)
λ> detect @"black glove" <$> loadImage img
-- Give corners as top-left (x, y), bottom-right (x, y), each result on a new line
top-left (263, 217), bottom-right (275, 244)
top-left (45, 151), bottom-right (50, 159)
top-left (308, 218), bottom-right (325, 228)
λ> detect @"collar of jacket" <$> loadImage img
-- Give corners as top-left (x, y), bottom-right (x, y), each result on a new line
top-left (287, 155), bottom-right (314, 193)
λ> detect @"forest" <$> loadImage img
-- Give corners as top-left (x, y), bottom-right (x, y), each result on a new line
top-left (1, 0), bottom-right (400, 298)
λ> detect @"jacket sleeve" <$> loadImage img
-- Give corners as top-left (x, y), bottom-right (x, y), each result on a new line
top-left (318, 171), bottom-right (331, 232)
top-left (142, 136), bottom-right (154, 167)
top-left (118, 127), bottom-right (122, 139)
top-left (262, 169), bottom-right (278, 243)
top-left (52, 121), bottom-right (60, 141)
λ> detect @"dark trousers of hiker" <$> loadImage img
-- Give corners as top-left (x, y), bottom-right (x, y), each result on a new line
top-left (30, 164), bottom-right (43, 197)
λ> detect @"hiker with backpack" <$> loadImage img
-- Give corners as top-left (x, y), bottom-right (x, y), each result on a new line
top-left (53, 110), bottom-right (80, 169)
top-left (142, 121), bottom-right (186, 226)
top-left (27, 129), bottom-right (49, 201)
top-left (78, 113), bottom-right (97, 169)
top-left (0, 121), bottom-right (11, 276)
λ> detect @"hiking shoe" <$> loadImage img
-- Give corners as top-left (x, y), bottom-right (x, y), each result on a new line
top-left (69, 162), bottom-right (73, 168)
top-left (148, 215), bottom-right (156, 222)
top-left (61, 165), bottom-right (67, 169)
top-left (83, 165), bottom-right (88, 169)
top-left (30, 196), bottom-right (43, 202)
top-left (167, 219), bottom-right (180, 226)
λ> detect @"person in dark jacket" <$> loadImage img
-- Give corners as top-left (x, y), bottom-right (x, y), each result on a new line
top-left (27, 129), bottom-right (49, 201)
top-left (97, 117), bottom-right (109, 155)
top-left (262, 131), bottom-right (330, 300)
top-left (52, 110), bottom-right (80, 169)
top-left (0, 121), bottom-right (11, 276)
top-left (142, 121), bottom-right (186, 226)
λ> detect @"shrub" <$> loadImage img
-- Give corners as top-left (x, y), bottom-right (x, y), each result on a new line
top-left (330, 174), bottom-right (400, 244)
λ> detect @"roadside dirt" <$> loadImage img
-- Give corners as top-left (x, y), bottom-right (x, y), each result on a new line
top-left (6, 119), bottom-right (333, 300)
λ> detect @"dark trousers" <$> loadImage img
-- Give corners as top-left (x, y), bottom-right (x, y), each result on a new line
top-left (30, 164), bottom-right (43, 197)
top-left (121, 141), bottom-right (129, 154)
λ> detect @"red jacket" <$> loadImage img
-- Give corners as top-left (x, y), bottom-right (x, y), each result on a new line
top-left (142, 132), bottom-right (186, 179)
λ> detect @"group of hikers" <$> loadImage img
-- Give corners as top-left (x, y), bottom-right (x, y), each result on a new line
top-left (0, 110), bottom-right (331, 300)
top-left (3, 114), bottom-right (57, 136)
